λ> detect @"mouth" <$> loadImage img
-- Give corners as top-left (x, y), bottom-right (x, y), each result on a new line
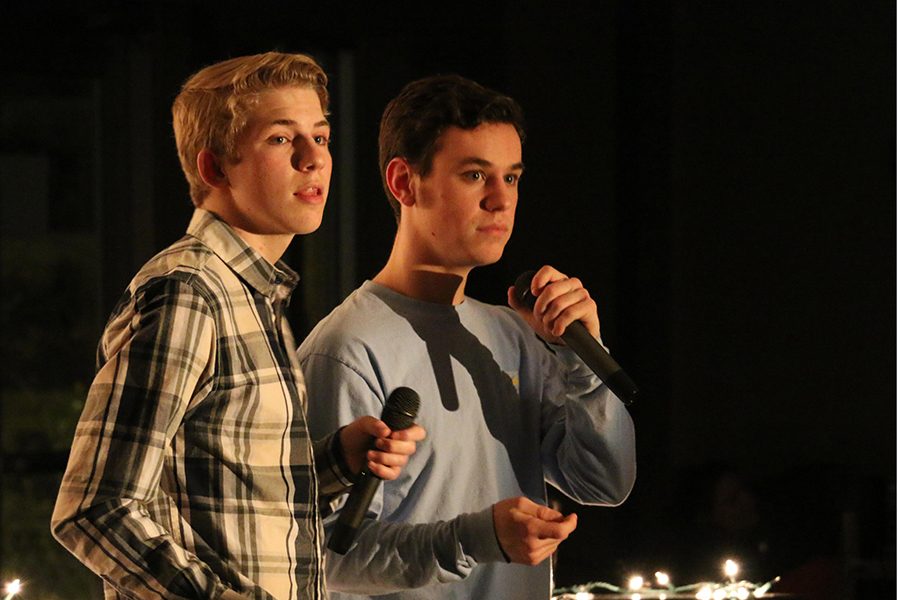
top-left (477, 224), bottom-right (509, 235)
top-left (294, 185), bottom-right (326, 204)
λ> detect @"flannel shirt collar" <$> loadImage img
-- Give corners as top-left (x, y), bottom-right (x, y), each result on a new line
top-left (186, 208), bottom-right (299, 300)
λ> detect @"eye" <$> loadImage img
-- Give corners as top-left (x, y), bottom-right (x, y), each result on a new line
top-left (269, 135), bottom-right (290, 145)
top-left (504, 173), bottom-right (520, 185)
top-left (463, 171), bottom-right (484, 182)
top-left (314, 135), bottom-right (330, 146)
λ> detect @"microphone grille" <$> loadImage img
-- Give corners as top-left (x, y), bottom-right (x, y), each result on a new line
top-left (513, 270), bottom-right (538, 309)
top-left (382, 387), bottom-right (421, 430)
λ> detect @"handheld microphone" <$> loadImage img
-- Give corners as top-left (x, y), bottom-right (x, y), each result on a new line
top-left (328, 386), bottom-right (421, 555)
top-left (514, 270), bottom-right (638, 405)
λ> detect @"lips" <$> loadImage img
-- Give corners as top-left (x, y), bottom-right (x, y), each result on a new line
top-left (477, 223), bottom-right (509, 235)
top-left (294, 185), bottom-right (325, 204)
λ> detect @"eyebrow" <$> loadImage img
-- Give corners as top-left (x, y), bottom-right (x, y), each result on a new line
top-left (458, 157), bottom-right (525, 171)
top-left (268, 118), bottom-right (331, 128)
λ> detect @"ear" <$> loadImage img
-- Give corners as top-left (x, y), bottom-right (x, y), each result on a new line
top-left (196, 149), bottom-right (229, 188)
top-left (385, 157), bottom-right (418, 207)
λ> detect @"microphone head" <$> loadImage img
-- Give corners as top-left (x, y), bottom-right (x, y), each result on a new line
top-left (382, 387), bottom-right (420, 430)
top-left (513, 270), bottom-right (538, 309)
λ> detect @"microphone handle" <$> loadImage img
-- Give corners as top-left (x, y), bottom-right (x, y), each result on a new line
top-left (328, 468), bottom-right (381, 554)
top-left (326, 386), bottom-right (421, 555)
top-left (561, 320), bottom-right (639, 405)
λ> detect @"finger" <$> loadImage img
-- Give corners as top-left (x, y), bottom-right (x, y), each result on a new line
top-left (500, 523), bottom-right (560, 565)
top-left (533, 277), bottom-right (584, 317)
top-left (519, 512), bottom-right (577, 540)
top-left (388, 424), bottom-right (427, 442)
top-left (535, 278), bottom-right (601, 339)
top-left (530, 265), bottom-right (567, 297)
top-left (544, 293), bottom-right (596, 337)
top-left (520, 538), bottom-right (564, 565)
top-left (533, 504), bottom-right (565, 522)
top-left (368, 447), bottom-right (412, 466)
top-left (507, 498), bottom-right (547, 519)
top-left (367, 462), bottom-right (401, 480)
top-left (510, 496), bottom-right (564, 520)
top-left (553, 306), bottom-right (595, 338)
top-left (373, 437), bottom-right (418, 456)
top-left (541, 286), bottom-right (591, 323)
top-left (556, 513), bottom-right (578, 536)
top-left (508, 506), bottom-right (529, 522)
top-left (533, 521), bottom-right (573, 540)
top-left (359, 416), bottom-right (392, 439)
top-left (525, 533), bottom-right (565, 552)
top-left (508, 507), bottom-right (567, 538)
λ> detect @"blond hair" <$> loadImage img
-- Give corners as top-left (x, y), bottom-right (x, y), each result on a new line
top-left (172, 51), bottom-right (329, 206)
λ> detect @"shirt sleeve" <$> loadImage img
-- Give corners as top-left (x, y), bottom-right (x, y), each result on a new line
top-left (50, 277), bottom-right (235, 599)
top-left (312, 428), bottom-right (356, 502)
top-left (537, 340), bottom-right (637, 506)
top-left (300, 352), bottom-right (508, 593)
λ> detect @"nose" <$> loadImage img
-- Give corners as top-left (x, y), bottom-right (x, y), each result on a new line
top-left (292, 137), bottom-right (329, 172)
top-left (481, 177), bottom-right (517, 212)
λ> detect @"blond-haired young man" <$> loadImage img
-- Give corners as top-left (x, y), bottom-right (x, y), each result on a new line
top-left (52, 52), bottom-right (423, 600)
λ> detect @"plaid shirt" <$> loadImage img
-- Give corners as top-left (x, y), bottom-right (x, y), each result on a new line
top-left (52, 209), bottom-right (353, 600)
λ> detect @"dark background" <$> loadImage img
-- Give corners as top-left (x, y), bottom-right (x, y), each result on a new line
top-left (0, 2), bottom-right (894, 599)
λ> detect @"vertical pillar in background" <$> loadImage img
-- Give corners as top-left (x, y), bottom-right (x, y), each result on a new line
top-left (335, 51), bottom-right (358, 301)
top-left (100, 37), bottom-right (157, 311)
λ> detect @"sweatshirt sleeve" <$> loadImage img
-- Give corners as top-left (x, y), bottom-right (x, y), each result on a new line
top-left (299, 352), bottom-right (507, 593)
top-left (537, 340), bottom-right (637, 506)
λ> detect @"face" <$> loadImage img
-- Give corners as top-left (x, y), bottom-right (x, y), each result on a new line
top-left (404, 123), bottom-right (523, 270)
top-left (220, 85), bottom-right (332, 237)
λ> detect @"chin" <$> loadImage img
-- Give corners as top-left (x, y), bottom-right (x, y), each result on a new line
top-left (291, 211), bottom-right (325, 235)
top-left (473, 252), bottom-right (504, 267)
top-left (295, 222), bottom-right (324, 235)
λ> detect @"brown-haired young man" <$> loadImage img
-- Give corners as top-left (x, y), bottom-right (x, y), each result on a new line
top-left (299, 75), bottom-right (636, 599)
top-left (51, 52), bottom-right (423, 600)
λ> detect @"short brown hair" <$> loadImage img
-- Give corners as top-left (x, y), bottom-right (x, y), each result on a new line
top-left (378, 74), bottom-right (525, 221)
top-left (172, 52), bottom-right (329, 206)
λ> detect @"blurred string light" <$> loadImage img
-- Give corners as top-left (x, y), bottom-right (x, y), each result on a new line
top-left (724, 560), bottom-right (739, 582)
top-left (3, 579), bottom-right (22, 600)
top-left (553, 559), bottom-right (781, 600)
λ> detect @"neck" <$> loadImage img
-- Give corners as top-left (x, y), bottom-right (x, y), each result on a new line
top-left (201, 201), bottom-right (293, 265)
top-left (231, 227), bottom-right (293, 265)
top-left (374, 237), bottom-right (470, 305)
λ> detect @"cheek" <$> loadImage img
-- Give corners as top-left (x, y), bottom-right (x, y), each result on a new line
top-left (438, 207), bottom-right (470, 233)
top-left (256, 161), bottom-right (290, 192)
top-left (234, 158), bottom-right (270, 183)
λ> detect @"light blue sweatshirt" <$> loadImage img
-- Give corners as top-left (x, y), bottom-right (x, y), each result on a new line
top-left (298, 281), bottom-right (636, 600)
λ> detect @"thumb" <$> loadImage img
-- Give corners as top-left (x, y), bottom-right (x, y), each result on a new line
top-left (360, 415), bottom-right (391, 438)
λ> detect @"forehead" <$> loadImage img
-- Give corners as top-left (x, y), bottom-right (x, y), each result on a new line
top-left (244, 85), bottom-right (327, 125)
top-left (432, 123), bottom-right (522, 167)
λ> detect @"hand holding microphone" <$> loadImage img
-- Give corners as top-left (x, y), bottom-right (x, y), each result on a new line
top-left (329, 387), bottom-right (422, 555)
top-left (511, 267), bottom-right (638, 404)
